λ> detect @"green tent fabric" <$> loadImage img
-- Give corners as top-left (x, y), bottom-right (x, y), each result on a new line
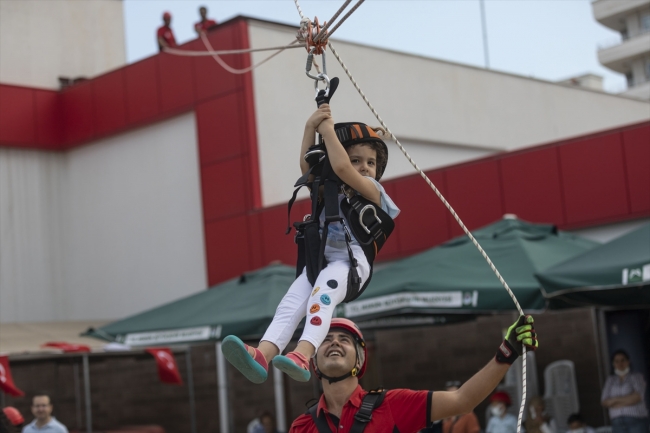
top-left (83, 264), bottom-right (296, 345)
top-left (535, 223), bottom-right (650, 309)
top-left (337, 217), bottom-right (598, 323)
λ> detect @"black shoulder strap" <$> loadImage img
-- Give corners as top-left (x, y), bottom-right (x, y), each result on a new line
top-left (350, 389), bottom-right (388, 433)
top-left (307, 404), bottom-right (334, 433)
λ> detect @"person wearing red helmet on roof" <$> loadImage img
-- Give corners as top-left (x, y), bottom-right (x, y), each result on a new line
top-left (156, 11), bottom-right (177, 52)
top-left (486, 391), bottom-right (517, 433)
top-left (289, 316), bottom-right (538, 433)
top-left (194, 6), bottom-right (217, 35)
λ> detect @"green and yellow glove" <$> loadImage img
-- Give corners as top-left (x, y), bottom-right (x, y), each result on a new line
top-left (495, 315), bottom-right (539, 365)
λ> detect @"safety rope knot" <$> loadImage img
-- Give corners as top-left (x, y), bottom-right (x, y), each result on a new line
top-left (297, 16), bottom-right (328, 54)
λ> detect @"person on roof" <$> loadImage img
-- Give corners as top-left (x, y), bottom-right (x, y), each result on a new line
top-left (157, 11), bottom-right (177, 52)
top-left (289, 316), bottom-right (538, 432)
top-left (194, 6), bottom-right (217, 35)
top-left (221, 103), bottom-right (399, 384)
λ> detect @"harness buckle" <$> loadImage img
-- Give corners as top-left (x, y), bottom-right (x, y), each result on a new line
top-left (358, 205), bottom-right (382, 234)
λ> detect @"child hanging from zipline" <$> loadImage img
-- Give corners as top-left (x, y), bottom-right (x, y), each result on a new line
top-left (221, 101), bottom-right (399, 383)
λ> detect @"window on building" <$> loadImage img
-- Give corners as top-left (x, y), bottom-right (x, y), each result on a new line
top-left (641, 13), bottom-right (650, 32)
top-left (626, 71), bottom-right (634, 87)
top-left (645, 59), bottom-right (650, 81)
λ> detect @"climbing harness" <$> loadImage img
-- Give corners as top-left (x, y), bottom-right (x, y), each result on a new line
top-left (307, 388), bottom-right (387, 433)
top-left (286, 119), bottom-right (395, 303)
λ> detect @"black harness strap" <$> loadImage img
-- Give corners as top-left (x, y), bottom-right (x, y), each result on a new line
top-left (306, 389), bottom-right (389, 433)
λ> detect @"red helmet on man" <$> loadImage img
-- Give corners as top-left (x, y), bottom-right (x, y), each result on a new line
top-left (312, 318), bottom-right (368, 383)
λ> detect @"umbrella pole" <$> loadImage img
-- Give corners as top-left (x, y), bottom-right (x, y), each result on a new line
top-left (186, 349), bottom-right (197, 433)
top-left (273, 367), bottom-right (287, 432)
top-left (82, 354), bottom-right (93, 433)
top-left (73, 362), bottom-right (83, 430)
top-left (216, 342), bottom-right (230, 433)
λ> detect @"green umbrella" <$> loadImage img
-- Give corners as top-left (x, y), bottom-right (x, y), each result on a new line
top-left (536, 223), bottom-right (650, 309)
top-left (337, 217), bottom-right (598, 323)
top-left (83, 264), bottom-right (297, 345)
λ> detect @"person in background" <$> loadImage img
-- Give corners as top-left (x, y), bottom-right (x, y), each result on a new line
top-left (251, 411), bottom-right (280, 433)
top-left (601, 349), bottom-right (648, 433)
top-left (525, 396), bottom-right (557, 433)
top-left (566, 413), bottom-right (596, 433)
top-left (486, 391), bottom-right (518, 433)
top-left (22, 394), bottom-right (68, 433)
top-left (194, 6), bottom-right (217, 35)
top-left (442, 381), bottom-right (480, 433)
top-left (157, 11), bottom-right (177, 52)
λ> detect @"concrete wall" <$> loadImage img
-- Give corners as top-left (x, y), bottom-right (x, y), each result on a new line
top-left (248, 20), bottom-right (650, 207)
top-left (0, 114), bottom-right (207, 323)
top-left (0, 0), bottom-right (126, 89)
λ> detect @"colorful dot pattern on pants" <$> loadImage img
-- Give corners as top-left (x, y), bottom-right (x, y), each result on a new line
top-left (320, 294), bottom-right (331, 305)
top-left (310, 304), bottom-right (320, 314)
top-left (310, 316), bottom-right (322, 326)
top-left (327, 280), bottom-right (338, 288)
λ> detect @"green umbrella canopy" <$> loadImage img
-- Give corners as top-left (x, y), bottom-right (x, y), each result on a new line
top-left (338, 217), bottom-right (598, 322)
top-left (83, 264), bottom-right (297, 345)
top-left (536, 222), bottom-right (650, 309)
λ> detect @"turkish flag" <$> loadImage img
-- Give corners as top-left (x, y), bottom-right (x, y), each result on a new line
top-left (145, 348), bottom-right (183, 385)
top-left (42, 342), bottom-right (91, 352)
top-left (0, 356), bottom-right (25, 397)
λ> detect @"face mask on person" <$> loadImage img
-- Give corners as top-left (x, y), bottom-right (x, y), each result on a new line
top-left (615, 367), bottom-right (630, 376)
top-left (491, 405), bottom-right (505, 417)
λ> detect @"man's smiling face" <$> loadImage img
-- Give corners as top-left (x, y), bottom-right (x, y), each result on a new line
top-left (315, 329), bottom-right (359, 376)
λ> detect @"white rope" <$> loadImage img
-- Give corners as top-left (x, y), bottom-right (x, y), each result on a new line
top-left (292, 0), bottom-right (527, 429)
top-left (163, 33), bottom-right (299, 74)
top-left (328, 38), bottom-right (528, 433)
top-left (163, 43), bottom-right (302, 57)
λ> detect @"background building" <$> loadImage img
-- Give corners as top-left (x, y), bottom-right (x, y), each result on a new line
top-left (594, 0), bottom-right (650, 99)
top-left (1, 2), bottom-right (649, 432)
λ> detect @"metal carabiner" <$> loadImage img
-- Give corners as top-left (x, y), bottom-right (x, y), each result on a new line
top-left (314, 74), bottom-right (330, 98)
top-left (306, 49), bottom-right (330, 97)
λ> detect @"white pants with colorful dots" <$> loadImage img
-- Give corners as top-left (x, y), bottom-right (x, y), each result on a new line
top-left (261, 243), bottom-right (371, 352)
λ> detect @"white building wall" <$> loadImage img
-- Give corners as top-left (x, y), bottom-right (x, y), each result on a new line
top-left (0, 114), bottom-right (207, 323)
top-left (247, 21), bottom-right (650, 207)
top-left (0, 0), bottom-right (126, 89)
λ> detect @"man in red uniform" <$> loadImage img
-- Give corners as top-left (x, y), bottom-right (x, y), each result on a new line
top-left (289, 316), bottom-right (538, 433)
top-left (194, 6), bottom-right (217, 35)
top-left (157, 11), bottom-right (177, 52)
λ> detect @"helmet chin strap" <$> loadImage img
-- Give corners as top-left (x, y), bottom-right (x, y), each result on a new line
top-left (315, 344), bottom-right (361, 384)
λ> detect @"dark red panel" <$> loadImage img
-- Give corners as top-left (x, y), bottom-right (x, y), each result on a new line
top-left (0, 85), bottom-right (36, 145)
top-left (34, 89), bottom-right (62, 148)
top-left (201, 158), bottom-right (248, 221)
top-left (500, 147), bottom-right (565, 225)
top-left (205, 215), bottom-right (252, 285)
top-left (444, 160), bottom-right (504, 237)
top-left (622, 125), bottom-right (650, 214)
top-left (392, 171), bottom-right (451, 256)
top-left (193, 29), bottom-right (240, 101)
top-left (93, 70), bottom-right (127, 136)
top-left (195, 92), bottom-right (245, 164)
top-left (158, 51), bottom-right (196, 113)
top-left (559, 134), bottom-right (629, 225)
top-left (61, 81), bottom-right (95, 145)
top-left (125, 57), bottom-right (161, 125)
top-left (259, 205), bottom-right (298, 266)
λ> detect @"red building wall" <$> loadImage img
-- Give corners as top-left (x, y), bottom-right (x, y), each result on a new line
top-left (1, 17), bottom-right (648, 286)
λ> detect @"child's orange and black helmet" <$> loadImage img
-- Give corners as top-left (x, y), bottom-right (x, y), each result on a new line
top-left (333, 122), bottom-right (389, 181)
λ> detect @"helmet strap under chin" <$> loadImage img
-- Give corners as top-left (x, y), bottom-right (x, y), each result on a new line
top-left (315, 343), bottom-right (361, 384)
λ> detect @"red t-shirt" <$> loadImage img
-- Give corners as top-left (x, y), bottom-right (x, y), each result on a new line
top-left (195, 19), bottom-right (217, 33)
top-left (290, 385), bottom-right (432, 433)
top-left (157, 25), bottom-right (177, 50)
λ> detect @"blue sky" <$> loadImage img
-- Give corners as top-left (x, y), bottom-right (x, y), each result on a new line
top-left (124, 0), bottom-right (626, 93)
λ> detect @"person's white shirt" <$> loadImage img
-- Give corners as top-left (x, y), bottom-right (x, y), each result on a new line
top-left (22, 416), bottom-right (69, 433)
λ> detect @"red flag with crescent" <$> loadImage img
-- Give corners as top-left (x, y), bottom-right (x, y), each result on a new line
top-left (145, 348), bottom-right (183, 385)
top-left (42, 342), bottom-right (91, 352)
top-left (0, 356), bottom-right (25, 396)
